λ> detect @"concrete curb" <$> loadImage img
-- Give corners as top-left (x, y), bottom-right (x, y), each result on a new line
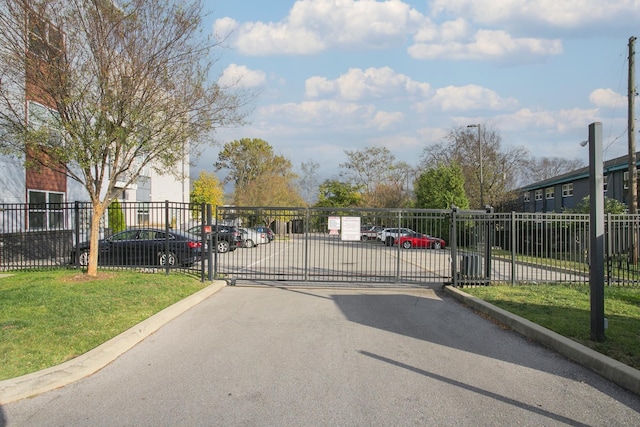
top-left (443, 285), bottom-right (640, 396)
top-left (0, 280), bottom-right (227, 405)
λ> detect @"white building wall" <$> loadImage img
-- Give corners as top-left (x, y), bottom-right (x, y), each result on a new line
top-left (148, 154), bottom-right (190, 203)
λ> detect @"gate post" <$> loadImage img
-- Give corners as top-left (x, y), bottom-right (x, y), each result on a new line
top-left (208, 204), bottom-right (214, 281)
top-left (165, 200), bottom-right (170, 275)
top-left (484, 205), bottom-right (494, 285)
top-left (511, 211), bottom-right (516, 286)
top-left (304, 208), bottom-right (309, 282)
top-left (451, 206), bottom-right (458, 287)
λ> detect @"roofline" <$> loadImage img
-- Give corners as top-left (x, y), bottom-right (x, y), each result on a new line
top-left (519, 151), bottom-right (640, 192)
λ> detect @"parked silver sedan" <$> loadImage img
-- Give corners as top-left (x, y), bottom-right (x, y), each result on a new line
top-left (238, 227), bottom-right (270, 248)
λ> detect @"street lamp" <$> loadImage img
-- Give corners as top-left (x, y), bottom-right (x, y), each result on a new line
top-left (467, 124), bottom-right (484, 208)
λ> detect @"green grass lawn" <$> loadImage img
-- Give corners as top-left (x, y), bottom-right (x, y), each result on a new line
top-left (0, 270), bottom-right (208, 381)
top-left (462, 284), bottom-right (640, 371)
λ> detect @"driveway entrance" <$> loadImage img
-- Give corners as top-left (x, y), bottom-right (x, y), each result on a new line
top-left (4, 286), bottom-right (639, 425)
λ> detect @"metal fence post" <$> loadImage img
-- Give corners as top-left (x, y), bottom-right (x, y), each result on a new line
top-left (74, 201), bottom-right (80, 268)
top-left (304, 207), bottom-right (309, 282)
top-left (164, 200), bottom-right (170, 275)
top-left (485, 205), bottom-right (493, 284)
top-left (395, 210), bottom-right (401, 283)
top-left (208, 204), bottom-right (214, 281)
top-left (451, 205), bottom-right (458, 287)
top-left (607, 212), bottom-right (612, 287)
top-left (511, 211), bottom-right (516, 286)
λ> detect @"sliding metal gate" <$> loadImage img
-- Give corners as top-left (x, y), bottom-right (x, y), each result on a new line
top-left (213, 206), bottom-right (452, 285)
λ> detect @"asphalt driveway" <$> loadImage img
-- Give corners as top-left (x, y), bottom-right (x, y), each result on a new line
top-left (2, 285), bottom-right (639, 426)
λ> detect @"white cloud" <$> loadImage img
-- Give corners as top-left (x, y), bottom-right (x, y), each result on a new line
top-left (218, 64), bottom-right (267, 89)
top-left (409, 29), bottom-right (562, 61)
top-left (589, 88), bottom-right (627, 108)
top-left (305, 67), bottom-right (431, 101)
top-left (257, 100), bottom-right (404, 131)
top-left (430, 0), bottom-right (640, 31)
top-left (415, 84), bottom-right (518, 112)
top-left (492, 107), bottom-right (600, 133)
top-left (216, 0), bottom-right (424, 55)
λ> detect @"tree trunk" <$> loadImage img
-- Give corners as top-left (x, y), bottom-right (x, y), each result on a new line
top-left (87, 202), bottom-right (106, 277)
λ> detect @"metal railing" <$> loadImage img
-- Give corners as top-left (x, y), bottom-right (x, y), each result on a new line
top-left (2, 202), bottom-right (640, 287)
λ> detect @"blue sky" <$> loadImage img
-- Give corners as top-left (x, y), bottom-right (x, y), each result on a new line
top-left (195, 0), bottom-right (640, 185)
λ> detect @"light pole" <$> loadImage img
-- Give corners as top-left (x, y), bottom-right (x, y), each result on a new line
top-left (467, 124), bottom-right (484, 208)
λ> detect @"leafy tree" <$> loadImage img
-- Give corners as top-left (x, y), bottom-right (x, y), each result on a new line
top-left (315, 180), bottom-right (362, 208)
top-left (215, 138), bottom-right (291, 189)
top-left (0, 0), bottom-right (249, 276)
top-left (215, 138), bottom-right (301, 205)
top-left (107, 199), bottom-right (126, 234)
top-left (422, 124), bottom-right (527, 210)
top-left (414, 164), bottom-right (469, 210)
top-left (190, 171), bottom-right (225, 219)
top-left (236, 174), bottom-right (304, 207)
top-left (340, 146), bottom-right (415, 208)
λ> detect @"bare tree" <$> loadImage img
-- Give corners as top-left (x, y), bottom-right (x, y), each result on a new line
top-left (340, 146), bottom-right (414, 208)
top-left (298, 160), bottom-right (320, 206)
top-left (0, 0), bottom-right (249, 276)
top-left (422, 124), bottom-right (529, 209)
top-left (526, 156), bottom-right (585, 184)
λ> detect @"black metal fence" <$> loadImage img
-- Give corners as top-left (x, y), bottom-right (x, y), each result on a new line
top-left (2, 202), bottom-right (640, 287)
top-left (0, 201), bottom-right (201, 275)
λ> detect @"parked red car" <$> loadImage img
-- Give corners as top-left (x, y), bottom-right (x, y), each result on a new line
top-left (396, 232), bottom-right (445, 249)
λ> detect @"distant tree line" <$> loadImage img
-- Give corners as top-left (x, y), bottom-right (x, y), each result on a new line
top-left (191, 126), bottom-right (585, 212)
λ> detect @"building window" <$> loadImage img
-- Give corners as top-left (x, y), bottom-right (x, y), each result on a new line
top-left (562, 183), bottom-right (573, 197)
top-left (28, 101), bottom-right (62, 146)
top-left (28, 10), bottom-right (64, 60)
top-left (28, 190), bottom-right (65, 230)
top-left (523, 192), bottom-right (530, 202)
top-left (545, 187), bottom-right (554, 200)
top-left (603, 175), bottom-right (608, 192)
top-left (624, 171), bottom-right (629, 190)
top-left (535, 190), bottom-right (543, 201)
top-left (137, 202), bottom-right (150, 225)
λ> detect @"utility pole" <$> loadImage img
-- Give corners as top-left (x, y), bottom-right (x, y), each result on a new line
top-left (629, 36), bottom-right (637, 264)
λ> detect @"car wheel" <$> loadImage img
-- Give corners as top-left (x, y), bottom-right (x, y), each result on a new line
top-left (385, 236), bottom-right (395, 246)
top-left (245, 239), bottom-right (255, 248)
top-left (78, 250), bottom-right (90, 267)
top-left (158, 251), bottom-right (177, 266)
top-left (432, 241), bottom-right (442, 250)
top-left (361, 235), bottom-right (368, 242)
top-left (216, 240), bottom-right (230, 253)
top-left (402, 241), bottom-right (412, 249)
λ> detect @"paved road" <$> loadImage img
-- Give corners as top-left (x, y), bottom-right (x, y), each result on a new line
top-left (2, 285), bottom-right (639, 426)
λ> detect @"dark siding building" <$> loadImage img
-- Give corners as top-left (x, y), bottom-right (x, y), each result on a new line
top-left (517, 152), bottom-right (639, 213)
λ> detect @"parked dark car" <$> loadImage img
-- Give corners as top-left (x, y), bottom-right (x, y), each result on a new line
top-left (186, 224), bottom-right (243, 253)
top-left (71, 228), bottom-right (202, 267)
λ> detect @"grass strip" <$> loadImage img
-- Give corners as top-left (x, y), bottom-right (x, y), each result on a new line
top-left (463, 284), bottom-right (640, 370)
top-left (0, 270), bottom-right (208, 380)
